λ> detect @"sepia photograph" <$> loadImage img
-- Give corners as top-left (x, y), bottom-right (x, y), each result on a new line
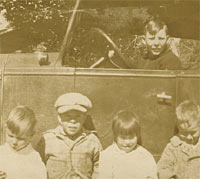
top-left (0, 0), bottom-right (200, 178)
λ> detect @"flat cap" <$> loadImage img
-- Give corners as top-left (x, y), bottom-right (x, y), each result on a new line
top-left (55, 93), bottom-right (92, 114)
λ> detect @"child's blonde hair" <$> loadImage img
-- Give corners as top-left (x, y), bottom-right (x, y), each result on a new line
top-left (112, 110), bottom-right (142, 145)
top-left (144, 17), bottom-right (168, 35)
top-left (7, 106), bottom-right (37, 137)
top-left (176, 100), bottom-right (200, 129)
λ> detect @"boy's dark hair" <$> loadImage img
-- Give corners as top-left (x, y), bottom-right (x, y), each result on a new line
top-left (144, 17), bottom-right (168, 35)
top-left (112, 110), bottom-right (142, 145)
top-left (7, 106), bottom-right (37, 137)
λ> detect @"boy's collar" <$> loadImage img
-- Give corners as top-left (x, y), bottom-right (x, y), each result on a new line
top-left (170, 136), bottom-right (182, 147)
top-left (171, 136), bottom-right (200, 158)
top-left (6, 143), bottom-right (33, 155)
top-left (171, 135), bottom-right (200, 147)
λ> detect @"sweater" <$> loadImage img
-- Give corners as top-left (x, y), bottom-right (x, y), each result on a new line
top-left (0, 143), bottom-right (47, 179)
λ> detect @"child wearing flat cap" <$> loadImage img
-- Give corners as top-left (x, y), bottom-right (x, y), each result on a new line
top-left (36, 93), bottom-right (102, 179)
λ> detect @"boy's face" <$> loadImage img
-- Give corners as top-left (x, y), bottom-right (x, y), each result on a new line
top-left (145, 28), bottom-right (168, 56)
top-left (178, 120), bottom-right (200, 145)
top-left (116, 134), bottom-right (138, 153)
top-left (6, 128), bottom-right (32, 151)
top-left (58, 110), bottom-right (86, 137)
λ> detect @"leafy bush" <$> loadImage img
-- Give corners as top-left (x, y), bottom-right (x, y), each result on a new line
top-left (0, 0), bottom-right (73, 51)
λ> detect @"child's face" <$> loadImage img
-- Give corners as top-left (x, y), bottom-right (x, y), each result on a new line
top-left (145, 28), bottom-right (168, 56)
top-left (178, 120), bottom-right (200, 145)
top-left (58, 110), bottom-right (86, 137)
top-left (116, 134), bottom-right (138, 153)
top-left (6, 128), bottom-right (32, 151)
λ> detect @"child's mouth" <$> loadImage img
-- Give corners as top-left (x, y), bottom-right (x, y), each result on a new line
top-left (152, 48), bottom-right (160, 52)
top-left (123, 146), bottom-right (132, 149)
top-left (68, 127), bottom-right (77, 131)
top-left (11, 145), bottom-right (20, 150)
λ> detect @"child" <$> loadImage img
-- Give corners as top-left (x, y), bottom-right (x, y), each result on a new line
top-left (0, 106), bottom-right (47, 179)
top-left (37, 92), bottom-right (102, 179)
top-left (98, 110), bottom-right (157, 179)
top-left (158, 100), bottom-right (200, 179)
top-left (139, 17), bottom-right (182, 70)
top-left (108, 17), bottom-right (182, 70)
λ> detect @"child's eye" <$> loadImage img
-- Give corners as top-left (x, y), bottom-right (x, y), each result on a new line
top-left (179, 134), bottom-right (185, 137)
top-left (158, 37), bottom-right (165, 40)
top-left (179, 132), bottom-right (187, 138)
top-left (17, 137), bottom-right (26, 141)
top-left (149, 37), bottom-right (154, 40)
top-left (8, 134), bottom-right (14, 138)
top-left (61, 118), bottom-right (70, 122)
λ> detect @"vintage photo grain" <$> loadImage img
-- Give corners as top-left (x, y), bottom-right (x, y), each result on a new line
top-left (0, 0), bottom-right (200, 178)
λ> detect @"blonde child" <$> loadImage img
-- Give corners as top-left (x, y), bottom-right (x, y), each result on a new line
top-left (0, 106), bottom-right (47, 179)
top-left (98, 110), bottom-right (157, 179)
top-left (158, 100), bottom-right (200, 179)
top-left (37, 92), bottom-right (102, 179)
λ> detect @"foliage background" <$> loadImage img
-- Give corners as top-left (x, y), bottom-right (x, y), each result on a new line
top-left (0, 0), bottom-right (199, 70)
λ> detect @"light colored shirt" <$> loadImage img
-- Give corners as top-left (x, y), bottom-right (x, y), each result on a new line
top-left (0, 143), bottom-right (47, 179)
top-left (98, 143), bottom-right (158, 179)
top-left (158, 136), bottom-right (200, 179)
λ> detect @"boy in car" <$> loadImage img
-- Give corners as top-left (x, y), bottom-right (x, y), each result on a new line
top-left (138, 17), bottom-right (182, 70)
top-left (108, 17), bottom-right (182, 70)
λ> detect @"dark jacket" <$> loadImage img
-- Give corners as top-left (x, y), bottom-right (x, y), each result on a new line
top-left (134, 49), bottom-right (182, 70)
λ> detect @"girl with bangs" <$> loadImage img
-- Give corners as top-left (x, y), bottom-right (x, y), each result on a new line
top-left (98, 110), bottom-right (157, 179)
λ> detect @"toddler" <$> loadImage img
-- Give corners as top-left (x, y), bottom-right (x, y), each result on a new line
top-left (0, 106), bottom-right (47, 179)
top-left (158, 100), bottom-right (200, 179)
top-left (98, 110), bottom-right (157, 179)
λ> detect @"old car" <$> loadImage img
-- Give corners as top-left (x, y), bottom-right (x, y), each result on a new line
top-left (0, 0), bottom-right (199, 161)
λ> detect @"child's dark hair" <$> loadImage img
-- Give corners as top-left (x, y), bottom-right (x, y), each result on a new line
top-left (112, 110), bottom-right (142, 145)
top-left (7, 106), bottom-right (37, 137)
top-left (144, 17), bottom-right (168, 35)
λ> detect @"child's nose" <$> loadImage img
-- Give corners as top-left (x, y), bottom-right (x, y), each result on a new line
top-left (186, 134), bottom-right (193, 140)
top-left (12, 138), bottom-right (19, 145)
top-left (124, 140), bottom-right (131, 145)
top-left (153, 39), bottom-right (159, 46)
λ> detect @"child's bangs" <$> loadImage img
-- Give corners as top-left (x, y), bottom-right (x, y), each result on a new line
top-left (7, 106), bottom-right (37, 137)
top-left (112, 111), bottom-right (140, 137)
top-left (115, 120), bottom-right (138, 136)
